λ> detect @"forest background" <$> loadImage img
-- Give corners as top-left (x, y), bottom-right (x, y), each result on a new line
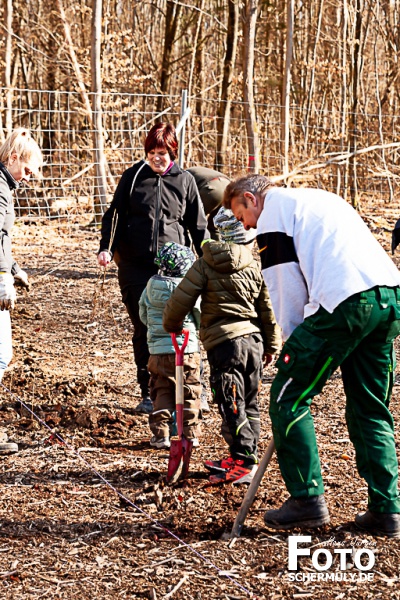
top-left (1, 4), bottom-right (400, 598)
top-left (0, 0), bottom-right (400, 222)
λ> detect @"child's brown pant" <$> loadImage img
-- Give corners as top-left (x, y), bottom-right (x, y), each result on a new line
top-left (148, 352), bottom-right (202, 440)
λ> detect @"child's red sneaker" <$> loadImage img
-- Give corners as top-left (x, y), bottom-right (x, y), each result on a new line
top-left (209, 460), bottom-right (258, 484)
top-left (204, 456), bottom-right (235, 473)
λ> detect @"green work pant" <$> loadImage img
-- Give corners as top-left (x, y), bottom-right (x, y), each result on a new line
top-left (270, 286), bottom-right (400, 513)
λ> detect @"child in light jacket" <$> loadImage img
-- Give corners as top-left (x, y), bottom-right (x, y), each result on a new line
top-left (139, 242), bottom-right (202, 449)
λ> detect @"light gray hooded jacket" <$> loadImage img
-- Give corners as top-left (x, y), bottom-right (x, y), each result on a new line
top-left (139, 273), bottom-right (200, 355)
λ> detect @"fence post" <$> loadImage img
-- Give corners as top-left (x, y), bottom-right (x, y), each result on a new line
top-left (91, 0), bottom-right (108, 222)
top-left (178, 89), bottom-right (188, 169)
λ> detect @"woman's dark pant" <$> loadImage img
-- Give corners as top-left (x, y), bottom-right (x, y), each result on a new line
top-left (117, 258), bottom-right (156, 398)
top-left (122, 284), bottom-right (151, 397)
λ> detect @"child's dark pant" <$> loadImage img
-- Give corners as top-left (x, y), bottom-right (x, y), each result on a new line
top-left (207, 333), bottom-right (263, 466)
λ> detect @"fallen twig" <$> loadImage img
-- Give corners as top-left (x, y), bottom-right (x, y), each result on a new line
top-left (90, 210), bottom-right (118, 324)
top-left (163, 574), bottom-right (188, 599)
top-left (272, 140), bottom-right (400, 183)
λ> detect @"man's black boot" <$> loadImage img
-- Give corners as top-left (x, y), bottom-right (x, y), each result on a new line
top-left (264, 495), bottom-right (330, 530)
top-left (355, 510), bottom-right (400, 538)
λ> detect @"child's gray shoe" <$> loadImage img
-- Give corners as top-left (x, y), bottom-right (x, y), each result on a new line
top-left (134, 397), bottom-right (153, 414)
top-left (150, 436), bottom-right (170, 449)
top-left (0, 436), bottom-right (18, 454)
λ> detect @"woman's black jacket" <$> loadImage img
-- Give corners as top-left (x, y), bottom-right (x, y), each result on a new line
top-left (99, 160), bottom-right (209, 271)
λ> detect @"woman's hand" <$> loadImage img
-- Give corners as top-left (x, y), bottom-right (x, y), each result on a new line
top-left (97, 251), bottom-right (112, 268)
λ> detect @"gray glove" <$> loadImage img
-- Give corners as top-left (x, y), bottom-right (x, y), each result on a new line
top-left (0, 273), bottom-right (16, 310)
top-left (14, 269), bottom-right (30, 290)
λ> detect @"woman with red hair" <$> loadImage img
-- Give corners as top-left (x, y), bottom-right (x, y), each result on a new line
top-left (97, 122), bottom-right (209, 414)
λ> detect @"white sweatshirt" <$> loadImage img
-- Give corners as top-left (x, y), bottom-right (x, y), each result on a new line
top-left (257, 187), bottom-right (400, 340)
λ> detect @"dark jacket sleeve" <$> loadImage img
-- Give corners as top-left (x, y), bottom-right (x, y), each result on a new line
top-left (98, 162), bottom-right (146, 255)
top-left (183, 173), bottom-right (210, 257)
top-left (98, 170), bottom-right (129, 255)
top-left (163, 260), bottom-right (204, 333)
top-left (255, 277), bottom-right (282, 355)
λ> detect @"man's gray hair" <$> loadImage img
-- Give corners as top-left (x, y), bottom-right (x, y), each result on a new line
top-left (223, 174), bottom-right (275, 208)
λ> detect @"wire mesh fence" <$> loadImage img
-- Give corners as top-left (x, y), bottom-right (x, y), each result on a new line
top-left (1, 87), bottom-right (399, 223)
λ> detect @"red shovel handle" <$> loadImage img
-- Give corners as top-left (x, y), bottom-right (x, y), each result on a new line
top-left (171, 330), bottom-right (190, 366)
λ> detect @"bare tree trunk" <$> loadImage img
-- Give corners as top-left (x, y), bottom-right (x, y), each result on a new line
top-left (186, 0), bottom-right (205, 164)
top-left (281, 0), bottom-right (294, 179)
top-left (374, 35), bottom-right (393, 202)
top-left (338, 0), bottom-right (349, 199)
top-left (42, 8), bottom-right (59, 152)
top-left (348, 0), bottom-right (372, 207)
top-left (91, 0), bottom-right (108, 222)
top-left (187, 0), bottom-right (204, 101)
top-left (303, 0), bottom-right (324, 152)
top-left (4, 0), bottom-right (13, 135)
top-left (194, 24), bottom-right (204, 118)
top-left (242, 0), bottom-right (260, 173)
top-left (348, 0), bottom-right (362, 207)
top-left (157, 0), bottom-right (182, 113)
top-left (215, 0), bottom-right (239, 171)
top-left (57, 0), bottom-right (93, 125)
top-left (378, 0), bottom-right (400, 109)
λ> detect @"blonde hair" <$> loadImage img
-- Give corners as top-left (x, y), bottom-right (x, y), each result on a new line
top-left (223, 174), bottom-right (275, 209)
top-left (0, 128), bottom-right (43, 176)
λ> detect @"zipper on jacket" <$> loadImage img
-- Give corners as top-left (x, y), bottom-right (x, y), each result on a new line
top-left (152, 176), bottom-right (161, 254)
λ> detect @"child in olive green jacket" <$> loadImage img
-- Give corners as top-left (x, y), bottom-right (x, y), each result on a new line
top-left (163, 208), bottom-right (281, 484)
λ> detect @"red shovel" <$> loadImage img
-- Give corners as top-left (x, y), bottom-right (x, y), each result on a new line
top-left (166, 330), bottom-right (193, 484)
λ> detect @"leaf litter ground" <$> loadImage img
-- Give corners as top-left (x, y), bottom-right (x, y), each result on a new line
top-left (0, 202), bottom-right (400, 599)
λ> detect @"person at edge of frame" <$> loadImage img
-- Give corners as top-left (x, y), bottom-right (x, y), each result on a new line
top-left (186, 166), bottom-right (230, 241)
top-left (163, 206), bottom-right (281, 485)
top-left (97, 123), bottom-right (210, 415)
top-left (0, 128), bottom-right (43, 454)
top-left (392, 218), bottom-right (400, 254)
top-left (224, 173), bottom-right (400, 538)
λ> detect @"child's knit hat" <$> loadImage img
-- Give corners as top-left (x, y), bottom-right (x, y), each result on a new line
top-left (154, 242), bottom-right (195, 277)
top-left (213, 207), bottom-right (257, 244)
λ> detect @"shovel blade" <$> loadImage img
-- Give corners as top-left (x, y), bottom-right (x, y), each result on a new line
top-left (166, 439), bottom-right (183, 483)
top-left (166, 437), bottom-right (194, 483)
top-left (181, 438), bottom-right (194, 480)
